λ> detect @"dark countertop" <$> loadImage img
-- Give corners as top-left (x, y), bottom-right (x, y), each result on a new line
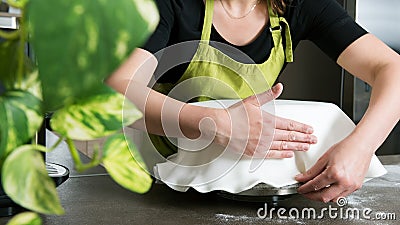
top-left (1, 132), bottom-right (399, 225)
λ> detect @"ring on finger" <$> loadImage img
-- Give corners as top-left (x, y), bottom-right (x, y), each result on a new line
top-left (314, 184), bottom-right (331, 191)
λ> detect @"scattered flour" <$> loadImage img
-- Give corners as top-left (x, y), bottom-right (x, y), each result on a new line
top-left (363, 165), bottom-right (400, 188)
top-left (215, 213), bottom-right (261, 222)
top-left (214, 213), bottom-right (307, 224)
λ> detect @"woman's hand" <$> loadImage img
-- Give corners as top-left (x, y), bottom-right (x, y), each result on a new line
top-left (295, 137), bottom-right (374, 202)
top-left (210, 83), bottom-right (317, 158)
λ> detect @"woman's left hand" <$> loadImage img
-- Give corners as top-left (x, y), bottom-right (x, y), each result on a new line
top-left (295, 137), bottom-right (374, 203)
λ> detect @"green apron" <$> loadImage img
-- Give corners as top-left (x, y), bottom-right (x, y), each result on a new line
top-left (150, 0), bottom-right (293, 156)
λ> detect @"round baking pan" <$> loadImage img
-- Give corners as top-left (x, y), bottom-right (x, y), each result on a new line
top-left (217, 183), bottom-right (301, 204)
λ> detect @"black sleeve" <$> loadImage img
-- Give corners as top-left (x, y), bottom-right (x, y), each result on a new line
top-left (142, 0), bottom-right (175, 54)
top-left (300, 0), bottom-right (368, 61)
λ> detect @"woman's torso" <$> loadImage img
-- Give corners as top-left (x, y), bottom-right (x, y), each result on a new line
top-left (144, 0), bottom-right (366, 83)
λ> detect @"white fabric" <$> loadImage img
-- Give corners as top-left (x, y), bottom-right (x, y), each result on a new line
top-left (154, 100), bottom-right (387, 193)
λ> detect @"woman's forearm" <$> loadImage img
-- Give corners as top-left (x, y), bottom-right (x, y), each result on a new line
top-left (113, 78), bottom-right (214, 139)
top-left (337, 34), bottom-right (400, 153)
top-left (347, 59), bottom-right (400, 153)
top-left (106, 48), bottom-right (206, 138)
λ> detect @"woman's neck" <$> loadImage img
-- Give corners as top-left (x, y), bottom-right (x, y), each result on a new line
top-left (219, 0), bottom-right (262, 19)
top-left (220, 0), bottom-right (260, 8)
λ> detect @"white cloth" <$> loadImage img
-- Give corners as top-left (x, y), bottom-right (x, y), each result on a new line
top-left (154, 100), bottom-right (387, 193)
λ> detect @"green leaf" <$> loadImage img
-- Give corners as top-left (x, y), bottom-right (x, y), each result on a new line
top-left (2, 145), bottom-right (64, 215)
top-left (27, 0), bottom-right (159, 111)
top-left (0, 90), bottom-right (43, 160)
top-left (6, 212), bottom-right (42, 225)
top-left (0, 38), bottom-right (36, 90)
top-left (6, 0), bottom-right (30, 9)
top-left (103, 134), bottom-right (152, 194)
top-left (51, 87), bottom-right (142, 140)
top-left (19, 70), bottom-right (43, 101)
top-left (0, 39), bottom-right (19, 88)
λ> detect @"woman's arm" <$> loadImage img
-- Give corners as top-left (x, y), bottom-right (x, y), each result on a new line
top-left (296, 33), bottom-right (400, 202)
top-left (106, 48), bottom-right (317, 158)
top-left (337, 34), bottom-right (400, 149)
top-left (106, 48), bottom-right (189, 137)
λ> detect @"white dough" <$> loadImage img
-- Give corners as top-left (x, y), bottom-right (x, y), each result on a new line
top-left (153, 100), bottom-right (387, 193)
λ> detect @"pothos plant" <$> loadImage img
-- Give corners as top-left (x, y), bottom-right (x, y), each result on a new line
top-left (0, 0), bottom-right (159, 224)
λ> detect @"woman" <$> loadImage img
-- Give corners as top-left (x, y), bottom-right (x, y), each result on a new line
top-left (107, 0), bottom-right (400, 202)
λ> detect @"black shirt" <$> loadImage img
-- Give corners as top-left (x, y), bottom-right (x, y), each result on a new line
top-left (143, 0), bottom-right (367, 83)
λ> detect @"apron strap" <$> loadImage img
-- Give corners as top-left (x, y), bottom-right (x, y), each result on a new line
top-left (201, 0), bottom-right (214, 43)
top-left (268, 0), bottom-right (293, 62)
top-left (267, 0), bottom-right (280, 29)
top-left (280, 18), bottom-right (293, 62)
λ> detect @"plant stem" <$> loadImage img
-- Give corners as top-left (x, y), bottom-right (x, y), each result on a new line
top-left (0, 29), bottom-right (20, 40)
top-left (32, 144), bottom-right (48, 152)
top-left (17, 144), bottom-right (49, 153)
top-left (47, 136), bottom-right (64, 152)
top-left (66, 138), bottom-right (101, 172)
top-left (66, 138), bottom-right (82, 167)
top-left (15, 11), bottom-right (27, 88)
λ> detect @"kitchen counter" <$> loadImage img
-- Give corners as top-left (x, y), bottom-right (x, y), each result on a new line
top-left (1, 132), bottom-right (399, 225)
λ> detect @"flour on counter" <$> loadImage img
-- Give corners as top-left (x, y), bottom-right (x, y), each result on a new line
top-left (215, 213), bottom-right (307, 224)
top-left (362, 165), bottom-right (400, 188)
top-left (215, 213), bottom-right (262, 222)
top-left (346, 193), bottom-right (382, 208)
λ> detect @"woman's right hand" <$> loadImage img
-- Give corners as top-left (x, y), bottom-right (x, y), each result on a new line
top-left (210, 83), bottom-right (317, 158)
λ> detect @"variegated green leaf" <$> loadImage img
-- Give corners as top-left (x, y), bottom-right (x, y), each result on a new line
top-left (27, 0), bottom-right (159, 111)
top-left (2, 145), bottom-right (64, 215)
top-left (6, 0), bottom-right (30, 9)
top-left (0, 38), bottom-right (36, 90)
top-left (103, 134), bottom-right (152, 194)
top-left (51, 88), bottom-right (142, 140)
top-left (6, 212), bottom-right (42, 225)
top-left (0, 39), bottom-right (19, 89)
top-left (19, 70), bottom-right (42, 101)
top-left (0, 90), bottom-right (43, 161)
